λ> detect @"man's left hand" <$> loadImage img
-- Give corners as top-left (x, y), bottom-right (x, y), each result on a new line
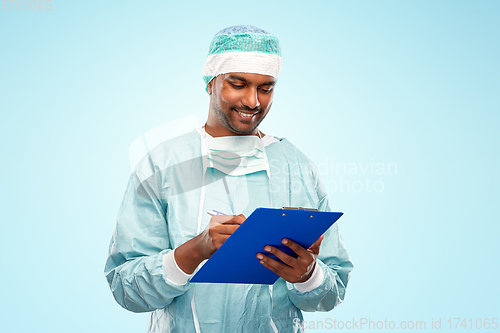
top-left (256, 235), bottom-right (324, 283)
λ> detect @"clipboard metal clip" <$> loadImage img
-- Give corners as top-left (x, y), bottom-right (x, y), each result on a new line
top-left (282, 207), bottom-right (318, 211)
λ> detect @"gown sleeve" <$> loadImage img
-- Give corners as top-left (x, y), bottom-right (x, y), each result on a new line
top-left (104, 171), bottom-right (191, 313)
top-left (285, 165), bottom-right (354, 312)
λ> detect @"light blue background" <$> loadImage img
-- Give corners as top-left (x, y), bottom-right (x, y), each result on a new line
top-left (1, 1), bottom-right (498, 332)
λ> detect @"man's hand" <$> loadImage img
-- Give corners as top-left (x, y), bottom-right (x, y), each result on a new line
top-left (200, 214), bottom-right (246, 258)
top-left (256, 234), bottom-right (324, 283)
top-left (174, 214), bottom-right (246, 274)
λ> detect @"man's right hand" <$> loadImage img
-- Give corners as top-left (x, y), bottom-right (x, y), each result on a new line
top-left (174, 214), bottom-right (246, 274)
top-left (203, 214), bottom-right (246, 257)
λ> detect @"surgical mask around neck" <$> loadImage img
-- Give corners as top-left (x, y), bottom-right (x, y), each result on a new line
top-left (202, 134), bottom-right (270, 177)
top-left (196, 128), bottom-right (274, 236)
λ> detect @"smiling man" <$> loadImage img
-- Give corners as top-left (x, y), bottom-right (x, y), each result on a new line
top-left (105, 25), bottom-right (353, 333)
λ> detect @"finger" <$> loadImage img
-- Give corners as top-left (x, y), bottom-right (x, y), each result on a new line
top-left (212, 234), bottom-right (231, 249)
top-left (222, 214), bottom-right (246, 225)
top-left (263, 245), bottom-right (296, 267)
top-left (258, 256), bottom-right (281, 276)
top-left (209, 214), bottom-right (235, 227)
top-left (210, 224), bottom-right (239, 235)
top-left (308, 234), bottom-right (324, 253)
top-left (282, 238), bottom-right (309, 258)
top-left (311, 234), bottom-right (324, 247)
top-left (256, 253), bottom-right (294, 279)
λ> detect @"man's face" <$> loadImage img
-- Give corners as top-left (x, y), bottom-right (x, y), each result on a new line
top-left (207, 72), bottom-right (276, 135)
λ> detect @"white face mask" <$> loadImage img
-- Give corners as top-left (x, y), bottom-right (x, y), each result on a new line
top-left (196, 128), bottom-right (273, 235)
top-left (201, 132), bottom-right (270, 177)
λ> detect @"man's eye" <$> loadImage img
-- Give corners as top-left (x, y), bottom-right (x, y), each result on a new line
top-left (230, 83), bottom-right (245, 89)
top-left (259, 88), bottom-right (273, 93)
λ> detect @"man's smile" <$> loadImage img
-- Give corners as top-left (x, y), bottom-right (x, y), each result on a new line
top-left (233, 108), bottom-right (260, 119)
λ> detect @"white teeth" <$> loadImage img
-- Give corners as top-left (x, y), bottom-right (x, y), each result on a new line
top-left (237, 111), bottom-right (255, 118)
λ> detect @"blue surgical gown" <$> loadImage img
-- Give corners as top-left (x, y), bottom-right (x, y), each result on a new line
top-left (104, 130), bottom-right (353, 332)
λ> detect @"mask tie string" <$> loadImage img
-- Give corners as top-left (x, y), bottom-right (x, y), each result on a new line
top-left (259, 128), bottom-right (277, 333)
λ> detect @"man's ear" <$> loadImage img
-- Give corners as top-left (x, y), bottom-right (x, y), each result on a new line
top-left (208, 77), bottom-right (216, 95)
top-left (207, 80), bottom-right (213, 95)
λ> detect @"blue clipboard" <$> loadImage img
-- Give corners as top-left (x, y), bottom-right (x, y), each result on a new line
top-left (190, 207), bottom-right (343, 285)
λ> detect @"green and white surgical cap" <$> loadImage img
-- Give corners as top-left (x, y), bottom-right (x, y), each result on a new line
top-left (202, 25), bottom-right (282, 93)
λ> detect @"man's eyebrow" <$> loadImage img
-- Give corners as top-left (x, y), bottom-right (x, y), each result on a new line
top-left (227, 75), bottom-right (276, 86)
top-left (227, 75), bottom-right (248, 82)
top-left (260, 81), bottom-right (276, 86)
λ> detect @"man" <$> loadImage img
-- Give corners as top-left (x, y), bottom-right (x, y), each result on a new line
top-left (104, 25), bottom-right (353, 333)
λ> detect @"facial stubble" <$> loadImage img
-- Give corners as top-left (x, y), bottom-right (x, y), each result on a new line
top-left (211, 87), bottom-right (266, 135)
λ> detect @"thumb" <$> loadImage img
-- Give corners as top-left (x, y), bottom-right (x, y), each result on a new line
top-left (308, 234), bottom-right (324, 253)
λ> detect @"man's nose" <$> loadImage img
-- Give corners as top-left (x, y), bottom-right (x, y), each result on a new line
top-left (241, 87), bottom-right (260, 109)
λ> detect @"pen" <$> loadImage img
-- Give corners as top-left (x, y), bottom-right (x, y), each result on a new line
top-left (207, 210), bottom-right (227, 216)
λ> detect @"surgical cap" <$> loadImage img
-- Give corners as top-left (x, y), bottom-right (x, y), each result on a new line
top-left (202, 25), bottom-right (283, 93)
